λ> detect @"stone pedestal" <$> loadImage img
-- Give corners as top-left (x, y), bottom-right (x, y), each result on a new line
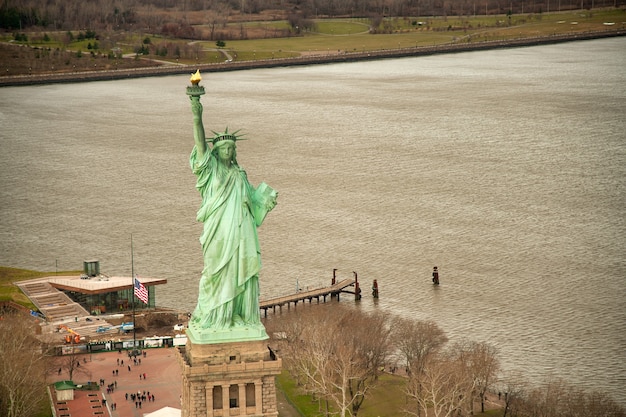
top-left (177, 338), bottom-right (282, 417)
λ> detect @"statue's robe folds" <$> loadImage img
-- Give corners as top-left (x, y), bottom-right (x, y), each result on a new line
top-left (189, 145), bottom-right (264, 329)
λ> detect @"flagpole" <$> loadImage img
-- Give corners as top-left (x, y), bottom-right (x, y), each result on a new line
top-left (131, 234), bottom-right (136, 352)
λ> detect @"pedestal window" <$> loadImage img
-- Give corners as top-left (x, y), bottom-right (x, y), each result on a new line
top-left (212, 386), bottom-right (222, 410)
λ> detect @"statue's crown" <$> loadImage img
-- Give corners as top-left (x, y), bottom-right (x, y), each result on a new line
top-left (211, 128), bottom-right (244, 145)
top-left (213, 134), bottom-right (238, 144)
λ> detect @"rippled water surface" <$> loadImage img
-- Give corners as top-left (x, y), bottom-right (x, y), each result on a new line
top-left (1, 38), bottom-right (625, 405)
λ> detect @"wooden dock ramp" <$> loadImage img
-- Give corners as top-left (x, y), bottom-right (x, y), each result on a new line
top-left (260, 278), bottom-right (356, 316)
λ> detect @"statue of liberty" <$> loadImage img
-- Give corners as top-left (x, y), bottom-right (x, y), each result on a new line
top-left (185, 72), bottom-right (277, 343)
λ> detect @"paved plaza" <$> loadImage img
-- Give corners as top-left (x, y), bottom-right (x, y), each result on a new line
top-left (53, 347), bottom-right (182, 417)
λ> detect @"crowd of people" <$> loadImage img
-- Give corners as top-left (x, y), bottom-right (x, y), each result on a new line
top-left (98, 349), bottom-right (160, 414)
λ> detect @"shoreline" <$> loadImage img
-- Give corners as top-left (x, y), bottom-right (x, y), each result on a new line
top-left (1, 29), bottom-right (624, 87)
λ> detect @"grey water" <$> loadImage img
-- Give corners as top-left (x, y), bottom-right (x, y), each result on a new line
top-left (1, 37), bottom-right (624, 405)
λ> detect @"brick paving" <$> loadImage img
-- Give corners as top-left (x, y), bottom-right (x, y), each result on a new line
top-left (53, 348), bottom-right (182, 417)
top-left (51, 344), bottom-right (304, 416)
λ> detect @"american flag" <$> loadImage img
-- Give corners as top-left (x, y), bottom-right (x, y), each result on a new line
top-left (134, 276), bottom-right (148, 304)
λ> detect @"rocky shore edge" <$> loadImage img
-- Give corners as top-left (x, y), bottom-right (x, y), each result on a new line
top-left (1, 29), bottom-right (624, 87)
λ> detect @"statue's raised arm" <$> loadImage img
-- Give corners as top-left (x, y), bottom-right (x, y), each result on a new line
top-left (187, 69), bottom-right (208, 158)
top-left (190, 96), bottom-right (207, 158)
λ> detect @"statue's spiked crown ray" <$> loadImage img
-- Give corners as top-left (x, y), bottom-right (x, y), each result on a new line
top-left (211, 128), bottom-right (247, 145)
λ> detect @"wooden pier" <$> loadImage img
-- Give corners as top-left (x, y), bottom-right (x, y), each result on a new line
top-left (259, 278), bottom-right (356, 317)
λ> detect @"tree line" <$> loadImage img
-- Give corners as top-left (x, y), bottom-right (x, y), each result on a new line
top-left (265, 305), bottom-right (625, 417)
top-left (0, 311), bottom-right (97, 417)
top-left (2, 0), bottom-right (625, 34)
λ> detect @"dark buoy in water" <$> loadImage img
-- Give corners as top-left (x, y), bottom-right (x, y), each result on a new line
top-left (372, 279), bottom-right (379, 298)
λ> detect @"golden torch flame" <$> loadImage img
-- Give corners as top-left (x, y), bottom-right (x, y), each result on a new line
top-left (190, 69), bottom-right (202, 85)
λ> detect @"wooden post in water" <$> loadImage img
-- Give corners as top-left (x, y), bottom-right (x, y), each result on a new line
top-left (353, 271), bottom-right (361, 301)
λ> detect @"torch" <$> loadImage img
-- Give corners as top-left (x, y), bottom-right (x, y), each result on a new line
top-left (186, 69), bottom-right (205, 102)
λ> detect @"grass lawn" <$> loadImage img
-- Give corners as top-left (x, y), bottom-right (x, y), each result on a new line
top-left (204, 9), bottom-right (625, 59)
top-left (0, 266), bottom-right (80, 310)
top-left (277, 370), bottom-right (504, 417)
top-left (357, 373), bottom-right (408, 416)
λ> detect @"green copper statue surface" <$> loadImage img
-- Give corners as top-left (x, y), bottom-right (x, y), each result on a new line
top-left (185, 72), bottom-right (277, 343)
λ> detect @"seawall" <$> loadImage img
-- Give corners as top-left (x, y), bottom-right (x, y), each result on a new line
top-left (1, 29), bottom-right (624, 87)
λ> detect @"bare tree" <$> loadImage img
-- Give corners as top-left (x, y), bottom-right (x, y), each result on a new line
top-left (268, 305), bottom-right (392, 417)
top-left (524, 377), bottom-right (570, 417)
top-left (342, 310), bottom-right (392, 416)
top-left (456, 340), bottom-right (500, 414)
top-left (0, 313), bottom-right (49, 417)
top-left (496, 375), bottom-right (625, 417)
top-left (581, 390), bottom-right (626, 417)
top-left (392, 317), bottom-right (448, 375)
top-left (497, 371), bottom-right (528, 417)
top-left (406, 350), bottom-right (474, 417)
top-left (53, 348), bottom-right (91, 382)
top-left (391, 317), bottom-right (447, 417)
top-left (403, 338), bottom-right (499, 417)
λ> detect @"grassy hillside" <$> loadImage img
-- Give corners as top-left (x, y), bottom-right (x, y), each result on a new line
top-left (210, 10), bottom-right (625, 61)
top-left (0, 266), bottom-right (80, 310)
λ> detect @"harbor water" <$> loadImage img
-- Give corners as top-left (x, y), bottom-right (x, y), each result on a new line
top-left (1, 37), bottom-right (624, 405)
